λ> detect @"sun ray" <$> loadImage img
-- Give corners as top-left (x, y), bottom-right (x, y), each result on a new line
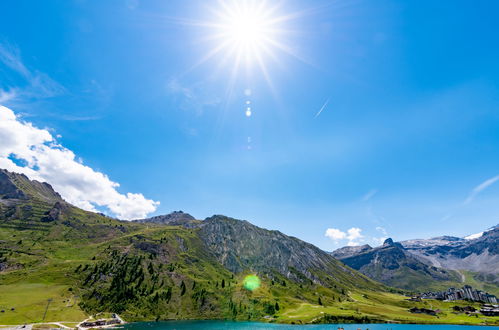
top-left (168, 0), bottom-right (320, 99)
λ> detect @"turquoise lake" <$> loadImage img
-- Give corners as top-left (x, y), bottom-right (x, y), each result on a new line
top-left (120, 321), bottom-right (498, 329)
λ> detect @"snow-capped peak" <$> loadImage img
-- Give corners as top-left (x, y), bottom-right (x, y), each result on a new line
top-left (464, 232), bottom-right (483, 240)
top-left (464, 225), bottom-right (498, 240)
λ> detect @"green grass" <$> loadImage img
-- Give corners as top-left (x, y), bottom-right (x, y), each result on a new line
top-left (276, 291), bottom-right (499, 326)
top-left (0, 284), bottom-right (86, 325)
top-left (1, 195), bottom-right (498, 326)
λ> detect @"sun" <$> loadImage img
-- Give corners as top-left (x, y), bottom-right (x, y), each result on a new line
top-left (178, 0), bottom-right (307, 98)
top-left (191, 0), bottom-right (299, 84)
top-left (229, 9), bottom-right (265, 43)
top-left (219, 1), bottom-right (273, 57)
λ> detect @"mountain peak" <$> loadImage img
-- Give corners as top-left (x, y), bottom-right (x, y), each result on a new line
top-left (382, 238), bottom-right (405, 249)
top-left (135, 210), bottom-right (196, 225)
top-left (383, 238), bottom-right (395, 245)
top-left (0, 169), bottom-right (62, 202)
top-left (330, 244), bottom-right (372, 259)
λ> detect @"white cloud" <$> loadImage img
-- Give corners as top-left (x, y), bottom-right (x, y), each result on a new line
top-left (347, 227), bottom-right (362, 239)
top-left (346, 227), bottom-right (363, 246)
top-left (325, 227), bottom-right (364, 246)
top-left (464, 175), bottom-right (499, 205)
top-left (325, 228), bottom-right (346, 240)
top-left (0, 105), bottom-right (159, 219)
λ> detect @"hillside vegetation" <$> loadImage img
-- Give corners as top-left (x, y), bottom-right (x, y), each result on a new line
top-left (0, 169), bottom-right (498, 326)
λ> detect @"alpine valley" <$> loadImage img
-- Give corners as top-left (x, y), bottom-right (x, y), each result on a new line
top-left (0, 169), bottom-right (498, 327)
top-left (331, 228), bottom-right (499, 296)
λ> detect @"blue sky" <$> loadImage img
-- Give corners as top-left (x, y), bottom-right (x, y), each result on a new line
top-left (1, 0), bottom-right (499, 250)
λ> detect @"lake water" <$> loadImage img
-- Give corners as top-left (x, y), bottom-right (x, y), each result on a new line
top-left (119, 321), bottom-right (498, 329)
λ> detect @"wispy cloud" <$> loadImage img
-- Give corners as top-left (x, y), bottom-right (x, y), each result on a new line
top-left (167, 78), bottom-right (221, 116)
top-left (464, 175), bottom-right (499, 205)
top-left (59, 114), bottom-right (102, 121)
top-left (0, 105), bottom-right (159, 219)
top-left (314, 98), bottom-right (329, 118)
top-left (373, 226), bottom-right (388, 245)
top-left (0, 42), bottom-right (65, 102)
top-left (362, 189), bottom-right (378, 202)
top-left (440, 213), bottom-right (452, 222)
top-left (375, 226), bottom-right (387, 236)
top-left (0, 88), bottom-right (17, 103)
top-left (0, 43), bottom-right (30, 77)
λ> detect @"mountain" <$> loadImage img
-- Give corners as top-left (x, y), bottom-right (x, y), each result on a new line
top-left (0, 170), bottom-right (61, 202)
top-left (332, 227), bottom-right (499, 295)
top-left (0, 169), bottom-right (379, 324)
top-left (401, 226), bottom-right (499, 288)
top-left (134, 211), bottom-right (198, 227)
top-left (197, 215), bottom-right (376, 289)
top-left (331, 238), bottom-right (461, 291)
top-left (330, 244), bottom-right (373, 259)
top-left (1, 168), bottom-right (498, 326)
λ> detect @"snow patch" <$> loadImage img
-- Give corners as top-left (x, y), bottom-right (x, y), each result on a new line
top-left (464, 232), bottom-right (483, 240)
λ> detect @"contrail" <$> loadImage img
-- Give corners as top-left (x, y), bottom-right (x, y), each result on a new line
top-left (314, 98), bottom-right (329, 118)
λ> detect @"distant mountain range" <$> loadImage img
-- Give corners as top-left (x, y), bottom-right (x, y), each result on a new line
top-left (401, 227), bottom-right (498, 278)
top-left (331, 226), bottom-right (499, 295)
top-left (1, 168), bottom-right (498, 326)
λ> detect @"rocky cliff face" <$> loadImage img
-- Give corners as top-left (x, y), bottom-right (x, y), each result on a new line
top-left (401, 226), bottom-right (499, 284)
top-left (333, 238), bottom-right (460, 290)
top-left (0, 169), bottom-right (65, 222)
top-left (198, 215), bottom-right (376, 289)
top-left (0, 170), bottom-right (28, 200)
top-left (0, 169), bottom-right (61, 203)
top-left (330, 244), bottom-right (373, 259)
top-left (135, 211), bottom-right (197, 227)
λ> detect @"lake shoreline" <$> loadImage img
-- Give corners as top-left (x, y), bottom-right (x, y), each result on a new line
top-left (117, 320), bottom-right (499, 329)
top-left (2, 317), bottom-right (498, 329)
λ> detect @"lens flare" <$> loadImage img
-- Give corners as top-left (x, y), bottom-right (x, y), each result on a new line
top-left (243, 274), bottom-right (261, 291)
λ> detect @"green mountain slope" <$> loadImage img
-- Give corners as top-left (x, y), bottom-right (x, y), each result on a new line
top-left (1, 169), bottom-right (498, 326)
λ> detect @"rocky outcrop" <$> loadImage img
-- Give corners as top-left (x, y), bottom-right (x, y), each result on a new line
top-left (332, 225), bottom-right (499, 291)
top-left (0, 169), bottom-right (61, 203)
top-left (0, 170), bottom-right (27, 200)
top-left (135, 211), bottom-right (197, 227)
top-left (401, 225), bottom-right (499, 284)
top-left (333, 237), bottom-right (460, 290)
top-left (330, 244), bottom-right (372, 259)
top-left (41, 201), bottom-right (69, 222)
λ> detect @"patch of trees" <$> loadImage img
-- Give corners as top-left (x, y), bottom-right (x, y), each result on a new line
top-left (313, 314), bottom-right (383, 324)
